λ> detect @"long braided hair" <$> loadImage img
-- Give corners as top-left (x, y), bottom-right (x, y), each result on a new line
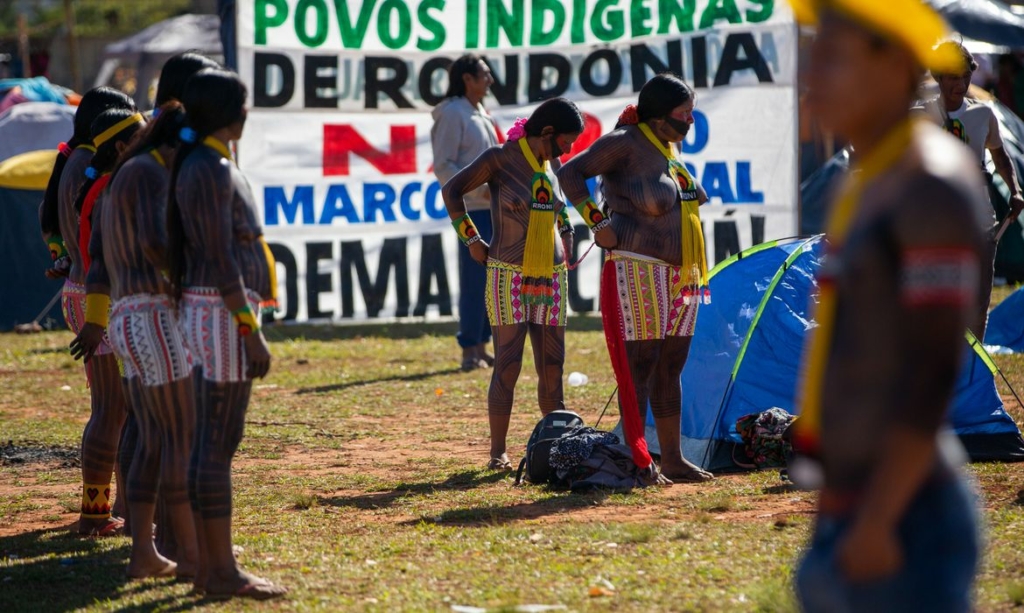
top-left (72, 108), bottom-right (145, 215)
top-left (165, 69), bottom-right (248, 299)
top-left (38, 87), bottom-right (134, 235)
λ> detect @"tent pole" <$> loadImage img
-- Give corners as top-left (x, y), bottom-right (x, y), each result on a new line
top-left (593, 386), bottom-right (618, 431)
top-left (63, 0), bottom-right (82, 92)
top-left (16, 12), bottom-right (31, 78)
top-left (996, 366), bottom-right (1024, 414)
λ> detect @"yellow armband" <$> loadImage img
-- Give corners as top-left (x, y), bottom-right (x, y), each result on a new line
top-left (84, 294), bottom-right (111, 328)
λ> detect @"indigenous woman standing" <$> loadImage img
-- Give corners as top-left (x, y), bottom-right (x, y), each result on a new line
top-left (558, 74), bottom-right (714, 483)
top-left (442, 97), bottom-right (583, 470)
top-left (40, 87), bottom-right (136, 535)
top-left (75, 104), bottom-right (203, 580)
top-left (166, 69), bottom-right (285, 600)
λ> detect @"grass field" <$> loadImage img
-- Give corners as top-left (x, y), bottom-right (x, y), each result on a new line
top-left (1, 293), bottom-right (1024, 612)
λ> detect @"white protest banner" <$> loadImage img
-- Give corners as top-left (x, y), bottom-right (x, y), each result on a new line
top-left (236, 0), bottom-right (798, 322)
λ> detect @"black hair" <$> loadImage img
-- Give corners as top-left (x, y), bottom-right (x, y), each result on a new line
top-left (167, 68), bottom-right (248, 299)
top-left (111, 100), bottom-right (185, 176)
top-left (155, 51), bottom-right (221, 105)
top-left (934, 41), bottom-right (979, 76)
top-left (524, 97), bottom-right (584, 137)
top-left (444, 54), bottom-right (485, 99)
top-left (636, 74), bottom-right (695, 123)
top-left (39, 86), bottom-right (135, 236)
top-left (72, 108), bottom-right (144, 214)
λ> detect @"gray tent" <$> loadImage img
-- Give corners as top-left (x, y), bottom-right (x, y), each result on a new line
top-left (0, 102), bottom-right (74, 163)
top-left (94, 14), bottom-right (224, 110)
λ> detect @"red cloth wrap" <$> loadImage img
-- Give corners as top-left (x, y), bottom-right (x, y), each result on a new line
top-left (78, 174), bottom-right (111, 273)
top-left (601, 258), bottom-right (654, 470)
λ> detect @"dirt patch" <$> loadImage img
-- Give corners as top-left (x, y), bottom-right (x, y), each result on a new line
top-left (1, 442), bottom-right (79, 468)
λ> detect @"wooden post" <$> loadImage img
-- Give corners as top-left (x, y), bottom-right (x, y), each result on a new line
top-left (17, 12), bottom-right (31, 78)
top-left (63, 0), bottom-right (82, 92)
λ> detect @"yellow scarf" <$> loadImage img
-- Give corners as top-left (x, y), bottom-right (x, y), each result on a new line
top-left (202, 136), bottom-right (279, 309)
top-left (518, 137), bottom-right (557, 306)
top-left (793, 118), bottom-right (915, 454)
top-left (638, 122), bottom-right (709, 303)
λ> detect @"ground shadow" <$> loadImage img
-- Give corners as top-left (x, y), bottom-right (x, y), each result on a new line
top-left (262, 321), bottom-right (459, 342)
top-left (763, 483), bottom-right (799, 495)
top-left (0, 526), bottom-right (185, 612)
top-left (398, 490), bottom-right (612, 527)
top-left (318, 470), bottom-right (509, 510)
top-left (262, 314), bottom-right (605, 344)
top-left (295, 367), bottom-right (463, 395)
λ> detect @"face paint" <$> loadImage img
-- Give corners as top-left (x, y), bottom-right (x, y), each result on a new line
top-left (663, 115), bottom-right (690, 139)
top-left (548, 133), bottom-right (563, 159)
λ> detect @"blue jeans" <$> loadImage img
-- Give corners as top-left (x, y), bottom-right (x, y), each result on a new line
top-left (458, 209), bottom-right (492, 349)
top-left (218, 0), bottom-right (237, 70)
top-left (797, 474), bottom-right (980, 613)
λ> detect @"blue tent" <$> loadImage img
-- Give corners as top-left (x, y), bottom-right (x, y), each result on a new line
top-left (644, 235), bottom-right (1024, 471)
top-left (986, 286), bottom-right (1024, 351)
top-left (0, 151), bottom-right (65, 331)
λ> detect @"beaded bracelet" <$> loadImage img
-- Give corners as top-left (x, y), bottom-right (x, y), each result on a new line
top-left (232, 305), bottom-right (260, 336)
top-left (47, 235), bottom-right (68, 262)
top-left (557, 208), bottom-right (574, 235)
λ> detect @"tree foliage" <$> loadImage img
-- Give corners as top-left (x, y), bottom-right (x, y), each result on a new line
top-left (0, 0), bottom-right (194, 38)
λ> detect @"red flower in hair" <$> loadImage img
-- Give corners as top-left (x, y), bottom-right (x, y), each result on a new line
top-left (618, 104), bottom-right (639, 126)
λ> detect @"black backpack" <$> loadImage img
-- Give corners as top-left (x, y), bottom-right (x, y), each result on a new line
top-left (514, 410), bottom-right (585, 485)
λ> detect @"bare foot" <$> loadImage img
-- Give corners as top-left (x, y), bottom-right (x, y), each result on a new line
top-left (661, 461), bottom-right (714, 482)
top-left (127, 554), bottom-right (177, 580)
top-left (191, 567), bottom-right (207, 596)
top-left (205, 569), bottom-right (288, 601)
top-left (476, 343), bottom-right (495, 367)
top-left (175, 561), bottom-right (197, 581)
top-left (77, 516), bottom-right (124, 537)
top-left (638, 464), bottom-right (674, 486)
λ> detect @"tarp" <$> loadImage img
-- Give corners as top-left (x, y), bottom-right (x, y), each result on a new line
top-left (0, 102), bottom-right (74, 163)
top-left (0, 77), bottom-right (74, 105)
top-left (102, 14), bottom-right (222, 58)
top-left (640, 235), bottom-right (1024, 471)
top-left (0, 150), bottom-right (59, 190)
top-left (928, 0), bottom-right (1024, 48)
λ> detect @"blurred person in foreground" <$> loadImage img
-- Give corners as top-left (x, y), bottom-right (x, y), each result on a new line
top-left (431, 54), bottom-right (503, 371)
top-left (788, 1), bottom-right (986, 611)
top-left (915, 40), bottom-right (1024, 338)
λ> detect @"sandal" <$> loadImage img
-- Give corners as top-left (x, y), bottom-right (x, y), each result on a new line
top-left (487, 457), bottom-right (513, 471)
top-left (78, 516), bottom-right (125, 537)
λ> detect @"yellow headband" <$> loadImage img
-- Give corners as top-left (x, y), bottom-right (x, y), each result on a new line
top-left (787, 0), bottom-right (962, 73)
top-left (93, 113), bottom-right (144, 148)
